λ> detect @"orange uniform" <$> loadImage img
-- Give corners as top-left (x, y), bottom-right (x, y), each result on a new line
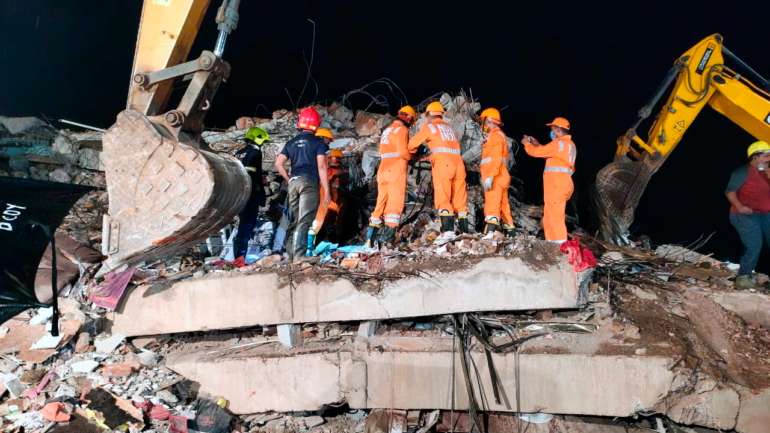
top-left (524, 135), bottom-right (577, 243)
top-left (311, 165), bottom-right (342, 235)
top-left (371, 120), bottom-right (411, 228)
top-left (480, 126), bottom-right (513, 226)
top-left (407, 118), bottom-right (468, 217)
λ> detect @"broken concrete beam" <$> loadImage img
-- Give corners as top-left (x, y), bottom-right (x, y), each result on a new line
top-left (709, 291), bottom-right (770, 329)
top-left (111, 256), bottom-right (583, 337)
top-left (166, 336), bottom-right (674, 417)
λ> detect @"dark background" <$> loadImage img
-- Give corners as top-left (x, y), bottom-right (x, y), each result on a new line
top-left (2, 1), bottom-right (769, 270)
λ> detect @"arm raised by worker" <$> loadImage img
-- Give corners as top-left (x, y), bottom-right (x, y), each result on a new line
top-left (521, 135), bottom-right (560, 159)
top-left (407, 123), bottom-right (432, 154)
top-left (316, 154), bottom-right (331, 206)
top-left (274, 153), bottom-right (290, 183)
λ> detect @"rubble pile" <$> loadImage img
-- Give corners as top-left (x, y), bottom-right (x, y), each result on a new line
top-left (2, 97), bottom-right (770, 433)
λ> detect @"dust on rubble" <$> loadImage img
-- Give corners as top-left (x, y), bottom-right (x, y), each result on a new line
top-left (610, 277), bottom-right (770, 389)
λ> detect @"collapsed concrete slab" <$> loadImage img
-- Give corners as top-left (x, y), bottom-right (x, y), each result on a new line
top-left (166, 336), bottom-right (674, 416)
top-left (709, 291), bottom-right (770, 329)
top-left (111, 256), bottom-right (583, 336)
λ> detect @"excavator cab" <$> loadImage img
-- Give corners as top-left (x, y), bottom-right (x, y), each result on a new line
top-left (595, 34), bottom-right (770, 244)
top-left (101, 0), bottom-right (249, 271)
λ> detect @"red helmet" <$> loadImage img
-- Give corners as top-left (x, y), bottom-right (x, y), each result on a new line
top-left (297, 107), bottom-right (321, 131)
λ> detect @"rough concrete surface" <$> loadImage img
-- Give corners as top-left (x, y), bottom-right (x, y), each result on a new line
top-left (111, 256), bottom-right (581, 336)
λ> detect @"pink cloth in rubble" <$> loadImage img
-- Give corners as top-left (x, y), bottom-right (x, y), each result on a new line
top-left (89, 267), bottom-right (136, 310)
top-left (559, 239), bottom-right (597, 272)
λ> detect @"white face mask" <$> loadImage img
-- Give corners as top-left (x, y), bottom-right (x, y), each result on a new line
top-left (549, 131), bottom-right (557, 140)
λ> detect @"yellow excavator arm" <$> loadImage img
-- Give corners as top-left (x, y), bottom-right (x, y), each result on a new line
top-left (100, 0), bottom-right (249, 271)
top-left (596, 34), bottom-right (770, 244)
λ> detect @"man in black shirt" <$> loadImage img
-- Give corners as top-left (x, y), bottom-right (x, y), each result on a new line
top-left (233, 127), bottom-right (269, 259)
top-left (274, 107), bottom-right (331, 262)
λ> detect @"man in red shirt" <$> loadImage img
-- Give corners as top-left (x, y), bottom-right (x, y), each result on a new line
top-left (726, 141), bottom-right (770, 289)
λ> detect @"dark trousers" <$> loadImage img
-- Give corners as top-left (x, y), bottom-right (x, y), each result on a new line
top-left (286, 177), bottom-right (320, 261)
top-left (234, 203), bottom-right (259, 258)
top-left (730, 212), bottom-right (770, 276)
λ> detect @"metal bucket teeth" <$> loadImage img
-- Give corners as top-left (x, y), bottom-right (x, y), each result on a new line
top-left (595, 159), bottom-right (653, 244)
top-left (100, 110), bottom-right (250, 270)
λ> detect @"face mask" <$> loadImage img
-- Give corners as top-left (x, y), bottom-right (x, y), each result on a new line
top-left (549, 131), bottom-right (557, 140)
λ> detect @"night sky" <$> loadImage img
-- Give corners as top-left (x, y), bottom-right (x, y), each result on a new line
top-left (2, 1), bottom-right (769, 270)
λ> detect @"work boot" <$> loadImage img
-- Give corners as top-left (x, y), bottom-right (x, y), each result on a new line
top-left (377, 226), bottom-right (396, 246)
top-left (440, 216), bottom-right (455, 233)
top-left (365, 226), bottom-right (379, 248)
top-left (484, 223), bottom-right (500, 234)
top-left (305, 231), bottom-right (316, 256)
top-left (735, 274), bottom-right (755, 290)
top-left (458, 217), bottom-right (470, 234)
top-left (503, 224), bottom-right (516, 238)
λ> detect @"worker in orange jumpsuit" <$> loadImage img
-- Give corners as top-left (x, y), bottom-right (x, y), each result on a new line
top-left (478, 108), bottom-right (514, 236)
top-left (366, 105), bottom-right (416, 247)
top-left (408, 101), bottom-right (469, 233)
top-left (306, 129), bottom-right (343, 254)
top-left (522, 117), bottom-right (577, 244)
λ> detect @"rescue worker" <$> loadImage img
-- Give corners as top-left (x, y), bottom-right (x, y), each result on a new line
top-left (274, 107), bottom-right (331, 262)
top-left (521, 117), bottom-right (576, 244)
top-left (726, 141), bottom-right (770, 289)
top-left (233, 126), bottom-right (269, 259)
top-left (366, 105), bottom-right (416, 246)
top-left (408, 101), bottom-right (469, 234)
top-left (478, 108), bottom-right (515, 236)
top-left (307, 129), bottom-right (343, 253)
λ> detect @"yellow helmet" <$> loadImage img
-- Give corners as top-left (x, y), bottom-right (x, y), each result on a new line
top-left (425, 101), bottom-right (445, 115)
top-left (315, 128), bottom-right (334, 140)
top-left (479, 108), bottom-right (502, 124)
top-left (398, 105), bottom-right (416, 117)
top-left (747, 140), bottom-right (770, 157)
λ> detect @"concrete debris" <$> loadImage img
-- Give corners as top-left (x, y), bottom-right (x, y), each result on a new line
top-left (2, 98), bottom-right (770, 433)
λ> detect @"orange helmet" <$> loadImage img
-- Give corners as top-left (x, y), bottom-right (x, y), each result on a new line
top-left (479, 108), bottom-right (502, 124)
top-left (546, 117), bottom-right (570, 130)
top-left (298, 107), bottom-right (321, 131)
top-left (425, 101), bottom-right (445, 115)
top-left (315, 128), bottom-right (334, 140)
top-left (397, 105), bottom-right (416, 123)
top-left (329, 149), bottom-right (343, 158)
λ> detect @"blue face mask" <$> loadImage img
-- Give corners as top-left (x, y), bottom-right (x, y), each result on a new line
top-left (549, 131), bottom-right (557, 140)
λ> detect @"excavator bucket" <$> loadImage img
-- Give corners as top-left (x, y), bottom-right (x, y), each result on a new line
top-left (100, 110), bottom-right (250, 271)
top-left (595, 155), bottom-right (665, 244)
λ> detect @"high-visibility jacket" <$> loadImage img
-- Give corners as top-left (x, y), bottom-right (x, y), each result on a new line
top-left (371, 120), bottom-right (411, 227)
top-left (524, 134), bottom-right (577, 243)
top-left (523, 134), bottom-right (576, 175)
top-left (407, 118), bottom-right (467, 216)
top-left (481, 126), bottom-right (513, 226)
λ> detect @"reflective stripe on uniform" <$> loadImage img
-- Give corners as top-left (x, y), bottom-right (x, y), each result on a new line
top-left (432, 147), bottom-right (461, 155)
top-left (245, 166), bottom-right (257, 172)
top-left (384, 213), bottom-right (400, 224)
top-left (544, 166), bottom-right (574, 175)
top-left (380, 152), bottom-right (401, 159)
top-left (480, 157), bottom-right (492, 165)
top-left (369, 217), bottom-right (383, 225)
top-left (458, 211), bottom-right (468, 218)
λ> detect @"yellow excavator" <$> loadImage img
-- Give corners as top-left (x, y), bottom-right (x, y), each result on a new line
top-left (100, 0), bottom-right (249, 271)
top-left (596, 34), bottom-right (770, 244)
